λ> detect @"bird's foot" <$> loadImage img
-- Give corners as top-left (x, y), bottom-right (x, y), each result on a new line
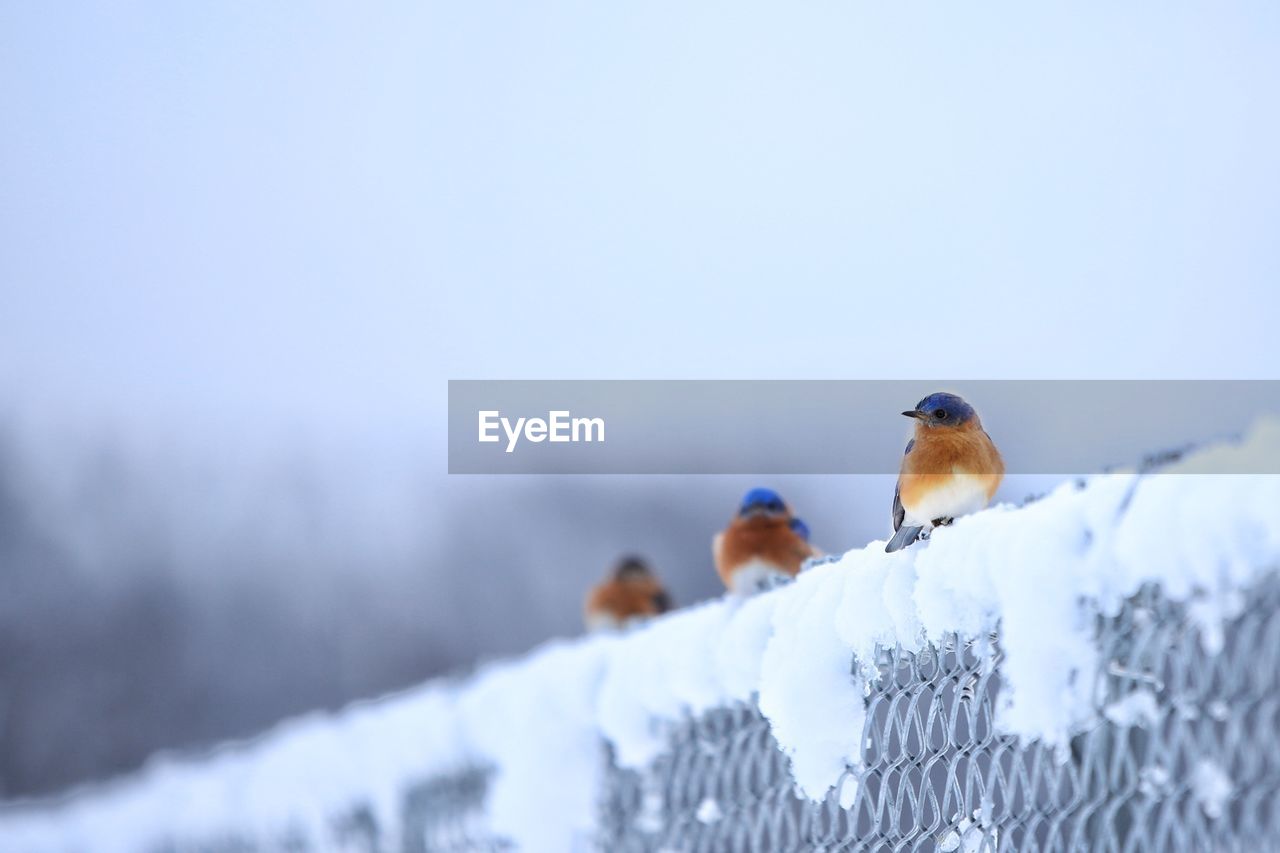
top-left (931, 516), bottom-right (955, 528)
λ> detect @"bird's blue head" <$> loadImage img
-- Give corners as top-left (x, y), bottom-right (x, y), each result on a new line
top-left (789, 517), bottom-right (811, 542)
top-left (903, 392), bottom-right (977, 428)
top-left (613, 555), bottom-right (652, 580)
top-left (739, 487), bottom-right (788, 517)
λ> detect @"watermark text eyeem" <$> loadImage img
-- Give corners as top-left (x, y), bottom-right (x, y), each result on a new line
top-left (478, 410), bottom-right (605, 453)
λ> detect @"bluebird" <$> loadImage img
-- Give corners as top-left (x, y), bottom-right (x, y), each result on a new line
top-left (885, 393), bottom-right (1004, 553)
top-left (584, 555), bottom-right (673, 632)
top-left (714, 488), bottom-right (815, 594)
top-left (787, 515), bottom-right (828, 558)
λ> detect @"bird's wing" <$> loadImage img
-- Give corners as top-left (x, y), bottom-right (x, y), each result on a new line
top-left (652, 589), bottom-right (673, 614)
top-left (885, 523), bottom-right (924, 553)
top-left (892, 439), bottom-right (914, 532)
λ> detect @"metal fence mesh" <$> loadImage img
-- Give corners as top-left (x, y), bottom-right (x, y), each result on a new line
top-left (403, 766), bottom-right (507, 853)
top-left (594, 572), bottom-right (1280, 852)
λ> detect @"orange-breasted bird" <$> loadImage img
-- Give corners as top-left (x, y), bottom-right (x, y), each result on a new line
top-left (583, 555), bottom-right (673, 632)
top-left (714, 488), bottom-right (816, 594)
top-left (886, 392), bottom-right (1004, 553)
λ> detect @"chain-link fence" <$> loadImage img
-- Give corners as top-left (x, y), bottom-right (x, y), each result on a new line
top-left (595, 574), bottom-right (1280, 852)
top-left (403, 766), bottom-right (506, 853)
top-left (401, 571), bottom-right (1279, 853)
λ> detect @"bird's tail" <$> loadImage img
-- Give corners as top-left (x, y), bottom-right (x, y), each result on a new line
top-left (885, 525), bottom-right (924, 553)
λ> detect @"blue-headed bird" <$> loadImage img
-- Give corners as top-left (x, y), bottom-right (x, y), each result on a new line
top-left (714, 488), bottom-right (816, 594)
top-left (787, 516), bottom-right (827, 558)
top-left (584, 555), bottom-right (673, 632)
top-left (886, 392), bottom-right (1004, 553)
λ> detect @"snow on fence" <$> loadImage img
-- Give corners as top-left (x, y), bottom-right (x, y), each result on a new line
top-left (596, 575), bottom-right (1280, 851)
top-left (2, 422), bottom-right (1279, 853)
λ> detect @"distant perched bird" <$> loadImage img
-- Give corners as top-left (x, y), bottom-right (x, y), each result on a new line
top-left (714, 488), bottom-right (816, 594)
top-left (584, 555), bottom-right (673, 632)
top-left (788, 516), bottom-right (828, 558)
top-left (886, 393), bottom-right (1004, 553)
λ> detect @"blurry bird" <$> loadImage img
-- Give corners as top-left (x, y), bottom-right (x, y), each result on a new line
top-left (788, 516), bottom-right (827, 558)
top-left (886, 392), bottom-right (1004, 553)
top-left (714, 488), bottom-right (816, 594)
top-left (584, 555), bottom-right (673, 632)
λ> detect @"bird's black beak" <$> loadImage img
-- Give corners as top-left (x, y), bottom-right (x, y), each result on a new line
top-left (902, 410), bottom-right (925, 419)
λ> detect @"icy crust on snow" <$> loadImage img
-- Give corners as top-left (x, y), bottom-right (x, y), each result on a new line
top-left (2, 421), bottom-right (1277, 851)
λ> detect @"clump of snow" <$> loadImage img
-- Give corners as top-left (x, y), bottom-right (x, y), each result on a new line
top-left (1191, 759), bottom-right (1233, 820)
top-left (695, 797), bottom-right (722, 823)
top-left (713, 591), bottom-right (781, 703)
top-left (939, 811), bottom-right (997, 852)
top-left (457, 639), bottom-right (613, 851)
top-left (2, 421), bottom-right (1277, 849)
top-left (1138, 763), bottom-right (1171, 799)
top-left (596, 601), bottom-right (732, 768)
top-left (1104, 689), bottom-right (1162, 728)
top-left (758, 563), bottom-right (868, 799)
top-left (634, 789), bottom-right (665, 834)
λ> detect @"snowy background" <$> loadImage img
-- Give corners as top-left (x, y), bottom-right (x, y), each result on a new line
top-left (2, 1), bottom-right (1279, 799)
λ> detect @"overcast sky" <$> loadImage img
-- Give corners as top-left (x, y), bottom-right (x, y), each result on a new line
top-left (3, 1), bottom-right (1278, 449)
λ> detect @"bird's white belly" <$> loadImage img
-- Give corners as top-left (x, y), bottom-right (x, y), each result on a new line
top-left (584, 612), bottom-right (653, 633)
top-left (728, 558), bottom-right (792, 595)
top-left (584, 612), bottom-right (622, 633)
top-left (902, 472), bottom-right (991, 527)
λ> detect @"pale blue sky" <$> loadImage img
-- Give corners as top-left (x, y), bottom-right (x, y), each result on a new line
top-left (3, 1), bottom-right (1278, 445)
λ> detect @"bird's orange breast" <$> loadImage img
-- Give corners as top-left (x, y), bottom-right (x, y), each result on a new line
top-left (899, 421), bottom-right (1004, 509)
top-left (715, 515), bottom-right (813, 588)
top-left (585, 577), bottom-right (666, 621)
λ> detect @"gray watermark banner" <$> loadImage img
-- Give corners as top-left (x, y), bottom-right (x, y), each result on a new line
top-left (447, 380), bottom-right (1280, 474)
